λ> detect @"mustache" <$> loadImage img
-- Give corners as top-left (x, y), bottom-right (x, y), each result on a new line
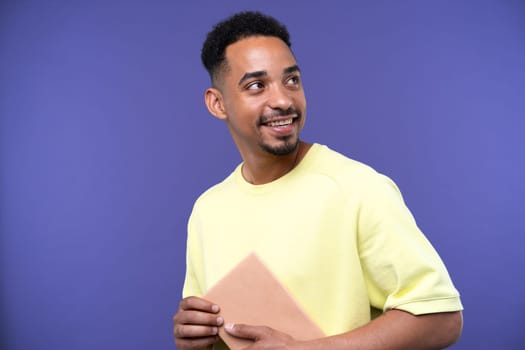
top-left (259, 107), bottom-right (300, 124)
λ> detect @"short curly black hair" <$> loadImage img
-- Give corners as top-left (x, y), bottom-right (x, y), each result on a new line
top-left (201, 11), bottom-right (291, 85)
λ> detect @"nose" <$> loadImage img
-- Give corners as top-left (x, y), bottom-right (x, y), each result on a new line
top-left (267, 83), bottom-right (293, 111)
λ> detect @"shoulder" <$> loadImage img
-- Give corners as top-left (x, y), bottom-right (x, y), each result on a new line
top-left (191, 165), bottom-right (240, 211)
top-left (304, 144), bottom-right (398, 196)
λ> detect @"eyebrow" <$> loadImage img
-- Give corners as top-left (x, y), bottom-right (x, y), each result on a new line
top-left (284, 64), bottom-right (301, 75)
top-left (238, 70), bottom-right (267, 86)
top-left (237, 65), bottom-right (301, 86)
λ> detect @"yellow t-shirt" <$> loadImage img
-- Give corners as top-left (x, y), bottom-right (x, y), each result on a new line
top-left (183, 143), bottom-right (462, 338)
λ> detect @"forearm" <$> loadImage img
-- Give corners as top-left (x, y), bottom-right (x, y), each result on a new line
top-left (303, 310), bottom-right (463, 350)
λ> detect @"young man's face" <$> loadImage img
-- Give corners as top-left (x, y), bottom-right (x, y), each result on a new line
top-left (217, 36), bottom-right (306, 157)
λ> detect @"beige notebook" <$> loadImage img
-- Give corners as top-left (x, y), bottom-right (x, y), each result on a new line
top-left (204, 253), bottom-right (325, 349)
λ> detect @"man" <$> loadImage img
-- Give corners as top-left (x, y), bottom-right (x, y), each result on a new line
top-left (173, 11), bottom-right (463, 350)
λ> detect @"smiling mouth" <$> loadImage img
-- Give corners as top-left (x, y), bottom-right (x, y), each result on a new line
top-left (266, 118), bottom-right (294, 127)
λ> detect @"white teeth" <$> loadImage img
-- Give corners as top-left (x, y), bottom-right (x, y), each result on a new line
top-left (267, 118), bottom-right (293, 127)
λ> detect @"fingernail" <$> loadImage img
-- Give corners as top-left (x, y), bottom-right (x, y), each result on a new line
top-left (216, 316), bottom-right (224, 325)
top-left (225, 323), bottom-right (234, 331)
top-left (212, 327), bottom-right (218, 335)
top-left (211, 304), bottom-right (219, 313)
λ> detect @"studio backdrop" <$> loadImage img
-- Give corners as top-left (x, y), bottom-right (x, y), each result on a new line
top-left (1, 1), bottom-right (524, 349)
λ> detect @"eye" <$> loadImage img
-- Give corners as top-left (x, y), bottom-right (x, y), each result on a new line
top-left (246, 81), bottom-right (264, 91)
top-left (285, 75), bottom-right (300, 87)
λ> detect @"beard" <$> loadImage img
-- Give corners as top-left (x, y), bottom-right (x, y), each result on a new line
top-left (258, 107), bottom-right (301, 156)
top-left (259, 136), bottom-right (299, 156)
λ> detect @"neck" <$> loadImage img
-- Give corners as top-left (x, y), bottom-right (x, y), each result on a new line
top-left (241, 141), bottom-right (312, 185)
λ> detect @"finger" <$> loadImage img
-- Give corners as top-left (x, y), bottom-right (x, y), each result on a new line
top-left (224, 323), bottom-right (271, 341)
top-left (175, 309), bottom-right (224, 327)
top-left (175, 335), bottom-right (219, 350)
top-left (179, 296), bottom-right (220, 313)
top-left (174, 323), bottom-right (219, 338)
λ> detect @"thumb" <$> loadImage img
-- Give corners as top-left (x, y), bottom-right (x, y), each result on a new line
top-left (224, 323), bottom-right (270, 340)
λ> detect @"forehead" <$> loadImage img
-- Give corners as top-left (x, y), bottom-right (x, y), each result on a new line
top-left (224, 36), bottom-right (297, 78)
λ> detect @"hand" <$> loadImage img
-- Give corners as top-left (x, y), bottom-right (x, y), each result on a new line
top-left (224, 323), bottom-right (301, 350)
top-left (173, 296), bottom-right (224, 350)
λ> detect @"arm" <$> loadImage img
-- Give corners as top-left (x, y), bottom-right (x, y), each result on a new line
top-left (225, 309), bottom-right (463, 350)
top-left (308, 309), bottom-right (463, 349)
top-left (173, 296), bottom-right (224, 350)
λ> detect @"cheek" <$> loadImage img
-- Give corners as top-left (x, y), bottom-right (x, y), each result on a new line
top-left (225, 99), bottom-right (265, 124)
top-left (300, 96), bottom-right (307, 109)
top-left (293, 90), bottom-right (306, 106)
top-left (238, 98), bottom-right (265, 116)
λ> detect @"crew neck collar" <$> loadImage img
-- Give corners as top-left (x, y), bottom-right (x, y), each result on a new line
top-left (234, 143), bottom-right (322, 193)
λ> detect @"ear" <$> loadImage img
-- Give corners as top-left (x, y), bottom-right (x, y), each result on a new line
top-left (204, 88), bottom-right (227, 120)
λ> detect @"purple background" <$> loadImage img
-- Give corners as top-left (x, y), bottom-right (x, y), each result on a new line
top-left (1, 1), bottom-right (524, 349)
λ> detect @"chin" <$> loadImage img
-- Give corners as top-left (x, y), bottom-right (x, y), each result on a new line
top-left (261, 138), bottom-right (299, 156)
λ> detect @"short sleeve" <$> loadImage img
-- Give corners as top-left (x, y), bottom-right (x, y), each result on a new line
top-left (356, 174), bottom-right (462, 315)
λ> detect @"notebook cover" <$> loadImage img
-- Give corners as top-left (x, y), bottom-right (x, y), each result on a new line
top-left (204, 253), bottom-right (325, 349)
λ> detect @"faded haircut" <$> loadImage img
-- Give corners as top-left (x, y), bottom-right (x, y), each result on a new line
top-left (201, 11), bottom-right (292, 85)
